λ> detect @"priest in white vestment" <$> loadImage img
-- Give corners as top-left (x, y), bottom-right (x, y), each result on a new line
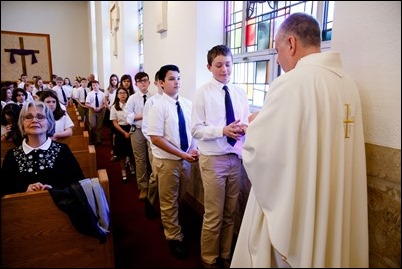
top-left (231, 13), bottom-right (369, 268)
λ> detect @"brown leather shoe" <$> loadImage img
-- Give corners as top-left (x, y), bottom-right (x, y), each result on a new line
top-left (139, 188), bottom-right (148, 200)
top-left (201, 260), bottom-right (219, 268)
top-left (220, 258), bottom-right (231, 268)
top-left (168, 240), bottom-right (187, 260)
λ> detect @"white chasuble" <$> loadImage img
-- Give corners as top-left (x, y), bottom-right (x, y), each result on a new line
top-left (231, 52), bottom-right (369, 268)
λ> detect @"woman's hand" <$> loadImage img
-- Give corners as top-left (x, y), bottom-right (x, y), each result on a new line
top-left (26, 182), bottom-right (53, 192)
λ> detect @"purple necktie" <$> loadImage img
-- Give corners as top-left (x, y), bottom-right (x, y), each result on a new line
top-left (223, 85), bottom-right (236, 146)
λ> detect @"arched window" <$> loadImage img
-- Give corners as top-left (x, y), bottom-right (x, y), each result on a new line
top-left (225, 1), bottom-right (334, 109)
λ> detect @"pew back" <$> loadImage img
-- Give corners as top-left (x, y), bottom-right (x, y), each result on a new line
top-left (1, 131), bottom-right (89, 160)
top-left (1, 169), bottom-right (114, 268)
top-left (1, 144), bottom-right (96, 179)
top-left (75, 145), bottom-right (97, 178)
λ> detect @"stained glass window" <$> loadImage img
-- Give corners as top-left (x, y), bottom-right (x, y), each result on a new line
top-left (225, 1), bottom-right (334, 109)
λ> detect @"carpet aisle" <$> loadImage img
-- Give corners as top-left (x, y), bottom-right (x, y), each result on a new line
top-left (94, 127), bottom-right (203, 268)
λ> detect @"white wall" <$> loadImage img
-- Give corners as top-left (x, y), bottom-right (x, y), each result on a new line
top-left (99, 1), bottom-right (223, 98)
top-left (94, 1), bottom-right (139, 89)
top-left (1, 1), bottom-right (91, 82)
top-left (141, 1), bottom-right (224, 98)
top-left (332, 1), bottom-right (401, 149)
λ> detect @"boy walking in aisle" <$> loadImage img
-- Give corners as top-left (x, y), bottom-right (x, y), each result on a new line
top-left (125, 72), bottom-right (153, 200)
top-left (142, 71), bottom-right (164, 218)
top-left (191, 45), bottom-right (250, 268)
top-left (86, 80), bottom-right (106, 145)
top-left (147, 64), bottom-right (199, 260)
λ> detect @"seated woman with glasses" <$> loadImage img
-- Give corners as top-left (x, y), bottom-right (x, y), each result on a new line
top-left (1, 100), bottom-right (84, 196)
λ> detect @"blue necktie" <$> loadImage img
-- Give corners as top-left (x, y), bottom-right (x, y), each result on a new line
top-left (223, 85), bottom-right (236, 146)
top-left (95, 92), bottom-right (99, 107)
top-left (176, 101), bottom-right (189, 152)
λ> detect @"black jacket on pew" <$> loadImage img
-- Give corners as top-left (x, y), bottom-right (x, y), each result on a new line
top-left (49, 179), bottom-right (110, 243)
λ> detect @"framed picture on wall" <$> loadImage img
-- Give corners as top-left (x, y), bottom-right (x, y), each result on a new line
top-left (1, 31), bottom-right (53, 83)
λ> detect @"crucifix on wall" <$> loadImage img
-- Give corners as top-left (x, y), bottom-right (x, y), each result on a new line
top-left (110, 2), bottom-right (120, 57)
top-left (1, 31), bottom-right (52, 82)
top-left (4, 37), bottom-right (39, 76)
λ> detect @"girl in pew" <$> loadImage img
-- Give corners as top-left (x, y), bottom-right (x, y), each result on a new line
top-left (38, 90), bottom-right (74, 140)
top-left (1, 100), bottom-right (84, 196)
top-left (1, 103), bottom-right (23, 145)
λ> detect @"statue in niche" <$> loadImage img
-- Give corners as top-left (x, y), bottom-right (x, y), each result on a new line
top-left (110, 2), bottom-right (120, 56)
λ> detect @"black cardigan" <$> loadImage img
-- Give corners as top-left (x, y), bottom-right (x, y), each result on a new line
top-left (1, 141), bottom-right (84, 195)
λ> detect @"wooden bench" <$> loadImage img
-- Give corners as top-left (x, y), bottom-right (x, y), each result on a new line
top-left (1, 145), bottom-right (97, 179)
top-left (1, 131), bottom-right (89, 159)
top-left (75, 145), bottom-right (98, 178)
top-left (72, 121), bottom-right (86, 135)
top-left (1, 140), bottom-right (14, 159)
top-left (57, 130), bottom-right (90, 152)
top-left (1, 169), bottom-right (114, 268)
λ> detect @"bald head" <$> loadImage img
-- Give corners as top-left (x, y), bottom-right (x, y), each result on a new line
top-left (274, 13), bottom-right (322, 72)
top-left (277, 13), bottom-right (321, 48)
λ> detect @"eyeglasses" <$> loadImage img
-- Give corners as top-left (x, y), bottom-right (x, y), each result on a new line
top-left (136, 78), bottom-right (149, 83)
top-left (24, 113), bottom-right (46, 121)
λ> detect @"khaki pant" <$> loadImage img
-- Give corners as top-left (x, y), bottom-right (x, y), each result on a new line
top-left (153, 157), bottom-right (190, 241)
top-left (199, 153), bottom-right (242, 264)
top-left (130, 128), bottom-right (150, 191)
top-left (88, 108), bottom-right (105, 143)
top-left (147, 141), bottom-right (158, 205)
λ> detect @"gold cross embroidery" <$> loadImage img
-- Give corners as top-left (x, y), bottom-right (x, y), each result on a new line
top-left (344, 104), bottom-right (354, 138)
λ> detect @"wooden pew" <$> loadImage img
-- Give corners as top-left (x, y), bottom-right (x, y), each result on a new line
top-left (66, 104), bottom-right (77, 118)
top-left (75, 145), bottom-right (98, 178)
top-left (57, 130), bottom-right (90, 152)
top-left (1, 145), bottom-right (96, 179)
top-left (72, 121), bottom-right (86, 135)
top-left (1, 169), bottom-right (114, 268)
top-left (1, 135), bottom-right (96, 179)
top-left (1, 131), bottom-right (89, 159)
top-left (1, 140), bottom-right (14, 159)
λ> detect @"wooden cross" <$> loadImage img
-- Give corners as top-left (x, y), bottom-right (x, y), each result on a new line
top-left (343, 104), bottom-right (354, 139)
top-left (4, 37), bottom-right (39, 75)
